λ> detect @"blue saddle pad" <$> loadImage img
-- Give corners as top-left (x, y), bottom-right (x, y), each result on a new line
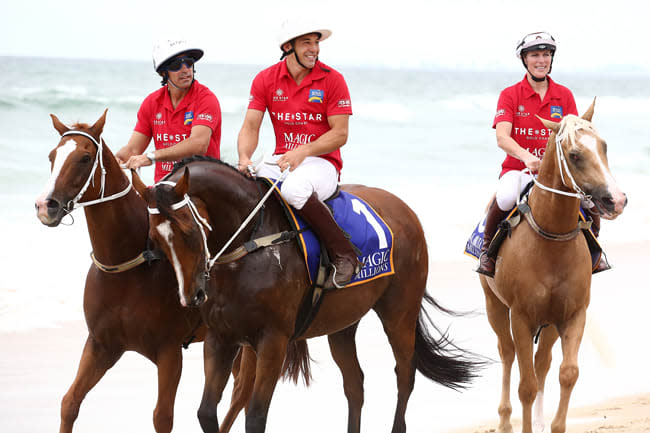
top-left (265, 180), bottom-right (395, 286)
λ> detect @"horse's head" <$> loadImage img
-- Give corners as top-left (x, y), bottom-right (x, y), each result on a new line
top-left (35, 110), bottom-right (108, 226)
top-left (132, 168), bottom-right (210, 307)
top-left (538, 99), bottom-right (627, 220)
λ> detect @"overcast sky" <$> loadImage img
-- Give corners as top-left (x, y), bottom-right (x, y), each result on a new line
top-left (1, 0), bottom-right (648, 73)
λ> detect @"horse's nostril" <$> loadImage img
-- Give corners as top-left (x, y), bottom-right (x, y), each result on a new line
top-left (47, 199), bottom-right (61, 210)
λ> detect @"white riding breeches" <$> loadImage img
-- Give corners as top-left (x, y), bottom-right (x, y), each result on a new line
top-left (495, 170), bottom-right (534, 211)
top-left (255, 155), bottom-right (338, 209)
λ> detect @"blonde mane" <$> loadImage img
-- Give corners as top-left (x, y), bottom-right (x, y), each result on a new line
top-left (556, 114), bottom-right (598, 148)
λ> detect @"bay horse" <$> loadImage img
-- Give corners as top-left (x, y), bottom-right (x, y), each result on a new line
top-left (479, 100), bottom-right (627, 433)
top-left (132, 157), bottom-right (484, 433)
top-left (34, 110), bottom-right (258, 433)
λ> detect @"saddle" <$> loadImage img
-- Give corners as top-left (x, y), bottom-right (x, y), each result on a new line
top-left (465, 195), bottom-right (610, 274)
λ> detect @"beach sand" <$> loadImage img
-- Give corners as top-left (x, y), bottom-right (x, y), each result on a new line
top-left (1, 238), bottom-right (648, 432)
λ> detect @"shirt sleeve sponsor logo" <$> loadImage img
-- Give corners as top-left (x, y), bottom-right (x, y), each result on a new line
top-left (550, 105), bottom-right (563, 119)
top-left (197, 113), bottom-right (213, 122)
top-left (184, 111), bottom-right (194, 126)
top-left (495, 108), bottom-right (506, 117)
top-left (249, 94), bottom-right (254, 102)
top-left (308, 89), bottom-right (324, 103)
top-left (337, 99), bottom-right (351, 108)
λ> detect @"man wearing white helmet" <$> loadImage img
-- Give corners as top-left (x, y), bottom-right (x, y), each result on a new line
top-left (477, 31), bottom-right (580, 276)
top-left (116, 38), bottom-right (221, 183)
top-left (236, 20), bottom-right (359, 289)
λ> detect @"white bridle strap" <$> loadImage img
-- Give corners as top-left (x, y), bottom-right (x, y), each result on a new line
top-left (61, 130), bottom-right (132, 209)
top-left (147, 169), bottom-right (289, 272)
top-left (529, 124), bottom-right (592, 205)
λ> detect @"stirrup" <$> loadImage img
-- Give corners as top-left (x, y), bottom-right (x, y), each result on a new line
top-left (330, 261), bottom-right (361, 289)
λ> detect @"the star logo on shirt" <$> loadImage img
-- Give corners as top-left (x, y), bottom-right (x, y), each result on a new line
top-left (276, 89), bottom-right (284, 96)
top-left (156, 112), bottom-right (162, 120)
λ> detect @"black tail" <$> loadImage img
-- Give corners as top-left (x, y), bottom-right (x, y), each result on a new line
top-left (281, 340), bottom-right (313, 386)
top-left (414, 293), bottom-right (488, 390)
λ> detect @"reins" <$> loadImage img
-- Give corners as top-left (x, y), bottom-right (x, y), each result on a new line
top-left (147, 169), bottom-right (294, 277)
top-left (518, 119), bottom-right (596, 241)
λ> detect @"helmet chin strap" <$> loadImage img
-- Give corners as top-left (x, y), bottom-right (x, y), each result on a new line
top-left (522, 53), bottom-right (554, 83)
top-left (280, 41), bottom-right (314, 70)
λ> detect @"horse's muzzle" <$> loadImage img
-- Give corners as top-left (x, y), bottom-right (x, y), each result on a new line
top-left (34, 196), bottom-right (66, 227)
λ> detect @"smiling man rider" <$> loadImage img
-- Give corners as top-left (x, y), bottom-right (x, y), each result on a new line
top-left (116, 38), bottom-right (221, 183)
top-left (237, 19), bottom-right (360, 288)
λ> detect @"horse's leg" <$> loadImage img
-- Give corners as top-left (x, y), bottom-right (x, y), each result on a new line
top-left (550, 308), bottom-right (586, 433)
top-left (59, 335), bottom-right (123, 433)
top-left (197, 331), bottom-right (238, 433)
top-left (245, 332), bottom-right (289, 433)
top-left (220, 346), bottom-right (257, 433)
top-left (327, 322), bottom-right (364, 433)
top-left (373, 302), bottom-right (418, 433)
top-left (510, 310), bottom-right (537, 433)
top-left (532, 326), bottom-right (560, 433)
top-left (481, 277), bottom-right (515, 433)
top-left (152, 346), bottom-right (183, 433)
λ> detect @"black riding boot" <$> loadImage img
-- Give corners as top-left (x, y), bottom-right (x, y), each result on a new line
top-left (476, 199), bottom-right (510, 277)
top-left (297, 193), bottom-right (361, 288)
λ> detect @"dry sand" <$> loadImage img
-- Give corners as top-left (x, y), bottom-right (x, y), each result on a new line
top-left (1, 239), bottom-right (648, 432)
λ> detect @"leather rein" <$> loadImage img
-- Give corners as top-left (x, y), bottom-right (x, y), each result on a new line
top-left (518, 123), bottom-right (595, 241)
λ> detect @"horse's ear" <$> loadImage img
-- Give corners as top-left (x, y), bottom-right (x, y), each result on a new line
top-left (175, 167), bottom-right (191, 196)
top-left (581, 97), bottom-right (596, 122)
top-left (50, 114), bottom-right (70, 136)
top-left (90, 109), bottom-right (108, 137)
top-left (536, 115), bottom-right (560, 133)
top-left (131, 169), bottom-right (152, 204)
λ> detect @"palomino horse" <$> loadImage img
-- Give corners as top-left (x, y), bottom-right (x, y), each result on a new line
top-left (479, 100), bottom-right (627, 433)
top-left (34, 111), bottom-right (258, 433)
top-left (132, 157), bottom-right (483, 433)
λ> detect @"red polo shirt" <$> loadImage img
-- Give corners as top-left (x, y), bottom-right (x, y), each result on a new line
top-left (135, 80), bottom-right (221, 182)
top-left (247, 60), bottom-right (352, 173)
top-left (493, 75), bottom-right (577, 177)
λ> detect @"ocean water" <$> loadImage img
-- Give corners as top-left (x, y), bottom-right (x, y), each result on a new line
top-left (1, 55), bottom-right (649, 329)
top-left (1, 56), bottom-right (649, 432)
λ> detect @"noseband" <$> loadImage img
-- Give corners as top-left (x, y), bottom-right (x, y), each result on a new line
top-left (61, 130), bottom-right (132, 210)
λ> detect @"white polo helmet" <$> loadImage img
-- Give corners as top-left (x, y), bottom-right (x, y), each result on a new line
top-left (152, 38), bottom-right (204, 72)
top-left (277, 18), bottom-right (332, 50)
top-left (516, 32), bottom-right (556, 59)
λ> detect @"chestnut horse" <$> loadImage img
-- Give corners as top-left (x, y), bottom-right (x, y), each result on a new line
top-left (479, 101), bottom-right (627, 433)
top-left (34, 111), bottom-right (256, 433)
top-left (132, 157), bottom-right (483, 433)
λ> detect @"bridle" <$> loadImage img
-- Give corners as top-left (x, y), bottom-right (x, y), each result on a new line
top-left (518, 119), bottom-right (597, 241)
top-left (146, 170), bottom-right (291, 278)
top-left (61, 130), bottom-right (132, 211)
top-left (528, 121), bottom-right (594, 207)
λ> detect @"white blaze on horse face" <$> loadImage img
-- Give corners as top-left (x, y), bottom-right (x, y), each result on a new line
top-left (156, 220), bottom-right (188, 307)
top-left (578, 133), bottom-right (626, 215)
top-left (36, 139), bottom-right (78, 206)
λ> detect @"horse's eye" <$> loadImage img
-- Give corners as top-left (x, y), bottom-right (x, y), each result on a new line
top-left (80, 154), bottom-right (91, 164)
top-left (569, 152), bottom-right (581, 164)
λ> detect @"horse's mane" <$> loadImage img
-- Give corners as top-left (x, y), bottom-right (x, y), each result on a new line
top-left (557, 114), bottom-right (597, 148)
top-left (166, 155), bottom-right (253, 182)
